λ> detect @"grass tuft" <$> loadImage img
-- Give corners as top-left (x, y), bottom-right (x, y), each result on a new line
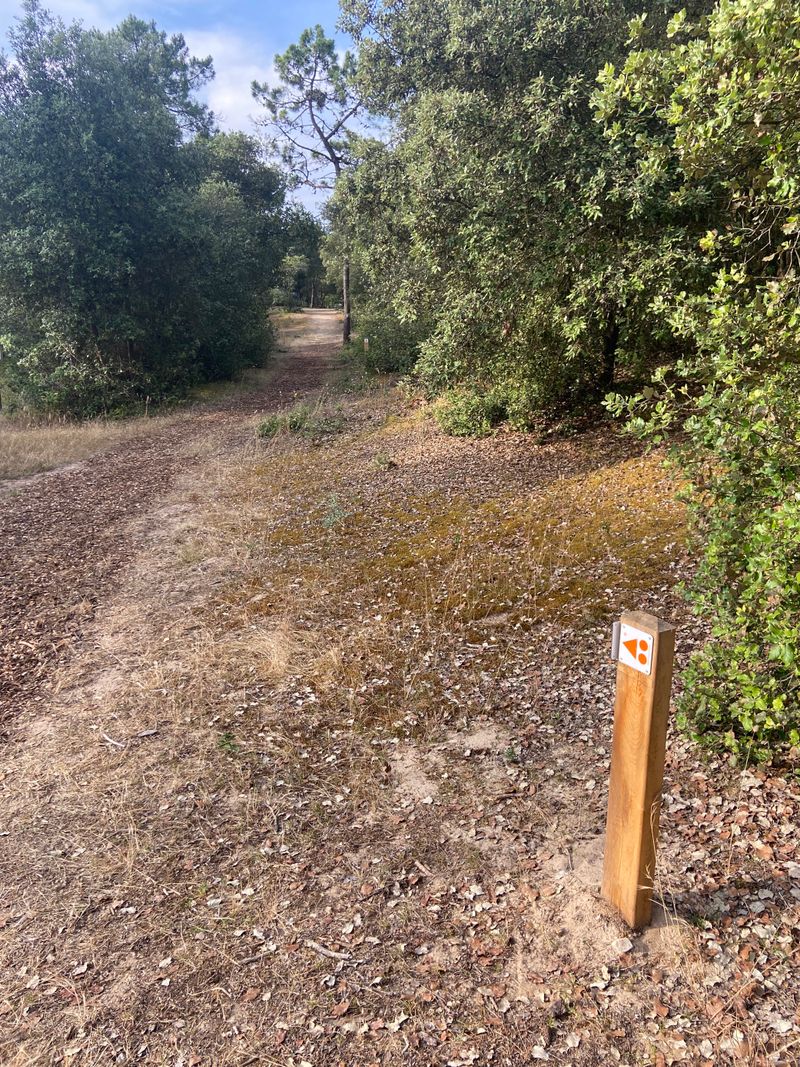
top-left (257, 398), bottom-right (347, 440)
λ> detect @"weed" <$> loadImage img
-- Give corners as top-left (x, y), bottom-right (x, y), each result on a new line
top-left (434, 388), bottom-right (505, 438)
top-left (218, 731), bottom-right (240, 755)
top-left (257, 399), bottom-right (346, 440)
top-left (373, 450), bottom-right (396, 471)
top-left (322, 492), bottom-right (349, 529)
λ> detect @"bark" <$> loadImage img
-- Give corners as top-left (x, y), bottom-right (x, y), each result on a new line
top-left (599, 312), bottom-right (619, 394)
top-left (342, 259), bottom-right (351, 344)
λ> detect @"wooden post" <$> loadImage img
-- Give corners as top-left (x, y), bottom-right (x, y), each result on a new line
top-left (602, 610), bottom-right (676, 929)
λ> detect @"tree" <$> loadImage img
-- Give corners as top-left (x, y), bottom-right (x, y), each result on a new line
top-left (335, 0), bottom-right (716, 428)
top-left (602, 0), bottom-right (800, 760)
top-left (284, 208), bottom-right (329, 308)
top-left (253, 25), bottom-right (362, 343)
top-left (178, 132), bottom-right (286, 381)
top-left (0, 2), bottom-right (285, 414)
top-left (325, 134), bottom-right (431, 372)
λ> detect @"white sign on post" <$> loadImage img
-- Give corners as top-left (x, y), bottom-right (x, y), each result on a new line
top-left (615, 622), bottom-right (654, 675)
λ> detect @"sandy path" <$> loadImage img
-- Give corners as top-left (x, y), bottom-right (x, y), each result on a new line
top-left (0, 310), bottom-right (341, 733)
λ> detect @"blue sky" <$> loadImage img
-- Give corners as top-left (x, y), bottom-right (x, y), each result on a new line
top-left (1, 0), bottom-right (347, 208)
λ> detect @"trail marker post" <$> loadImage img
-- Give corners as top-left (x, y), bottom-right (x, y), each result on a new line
top-left (602, 611), bottom-right (676, 929)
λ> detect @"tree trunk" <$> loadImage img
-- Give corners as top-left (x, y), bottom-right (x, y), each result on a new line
top-left (599, 312), bottom-right (619, 394)
top-left (342, 259), bottom-right (351, 345)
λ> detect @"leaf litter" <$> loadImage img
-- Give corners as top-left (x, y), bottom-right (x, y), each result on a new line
top-left (0, 313), bottom-right (797, 1066)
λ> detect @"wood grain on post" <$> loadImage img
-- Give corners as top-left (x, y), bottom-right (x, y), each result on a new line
top-left (602, 610), bottom-right (676, 929)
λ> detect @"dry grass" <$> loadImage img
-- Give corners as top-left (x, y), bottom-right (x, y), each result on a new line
top-left (0, 310), bottom-right (341, 483)
top-left (2, 373), bottom-right (796, 1065)
top-left (0, 412), bottom-right (174, 480)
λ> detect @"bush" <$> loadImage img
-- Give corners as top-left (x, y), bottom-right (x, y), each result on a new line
top-left (674, 361), bottom-right (800, 762)
top-left (611, 298), bottom-right (800, 763)
top-left (270, 287), bottom-right (304, 310)
top-left (678, 493), bottom-right (800, 760)
top-left (433, 388), bottom-right (505, 438)
top-left (349, 306), bottom-right (424, 375)
top-left (258, 401), bottom-right (346, 439)
top-left (603, 0), bottom-right (800, 762)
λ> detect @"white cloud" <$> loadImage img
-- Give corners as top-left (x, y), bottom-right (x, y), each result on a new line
top-left (183, 28), bottom-right (275, 135)
top-left (184, 28), bottom-right (329, 214)
top-left (1, 5), bottom-right (274, 135)
top-left (0, 0), bottom-right (126, 36)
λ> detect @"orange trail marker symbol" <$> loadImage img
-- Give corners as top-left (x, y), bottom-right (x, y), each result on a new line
top-left (615, 623), bottom-right (654, 675)
top-left (623, 636), bottom-right (650, 666)
top-left (623, 637), bottom-right (639, 659)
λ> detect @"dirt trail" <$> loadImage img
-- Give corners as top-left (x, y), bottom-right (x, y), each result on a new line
top-left (1, 317), bottom-right (798, 1066)
top-left (0, 310), bottom-right (341, 731)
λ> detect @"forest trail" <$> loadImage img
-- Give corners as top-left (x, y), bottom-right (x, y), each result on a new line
top-left (1, 327), bottom-right (798, 1065)
top-left (0, 309), bottom-right (342, 732)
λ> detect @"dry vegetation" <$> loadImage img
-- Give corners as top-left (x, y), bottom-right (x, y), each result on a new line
top-left (0, 312), bottom-right (306, 483)
top-left (0, 322), bottom-right (798, 1066)
top-left (0, 413), bottom-right (177, 481)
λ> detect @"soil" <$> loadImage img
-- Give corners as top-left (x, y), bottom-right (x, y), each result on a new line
top-left (0, 310), bottom-right (341, 730)
top-left (0, 311), bottom-right (798, 1067)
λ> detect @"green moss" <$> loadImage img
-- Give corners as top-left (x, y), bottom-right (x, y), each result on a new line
top-left (343, 456), bottom-right (685, 629)
top-left (209, 406), bottom-right (686, 734)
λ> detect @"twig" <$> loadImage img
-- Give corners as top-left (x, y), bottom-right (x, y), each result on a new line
top-left (102, 733), bottom-right (125, 748)
top-left (238, 951), bottom-right (270, 965)
top-left (304, 939), bottom-right (351, 961)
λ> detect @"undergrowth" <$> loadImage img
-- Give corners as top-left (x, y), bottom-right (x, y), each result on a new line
top-left (258, 399), bottom-right (346, 439)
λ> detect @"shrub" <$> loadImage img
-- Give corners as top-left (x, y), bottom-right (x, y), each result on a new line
top-left (269, 287), bottom-right (304, 310)
top-left (603, 0), bottom-right (800, 761)
top-left (348, 305), bottom-right (425, 375)
top-left (433, 389), bottom-right (505, 438)
top-left (618, 350), bottom-right (800, 763)
top-left (258, 401), bottom-right (346, 439)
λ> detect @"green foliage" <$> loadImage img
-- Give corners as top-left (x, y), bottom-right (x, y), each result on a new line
top-left (280, 208), bottom-right (334, 308)
top-left (253, 25), bottom-right (360, 189)
top-left (604, 0), bottom-right (800, 760)
top-left (257, 402), bottom-right (346, 439)
top-left (253, 25), bottom-right (363, 341)
top-left (271, 254), bottom-right (309, 309)
top-left (335, 0), bottom-right (714, 425)
top-left (321, 492), bottom-right (349, 529)
top-left (218, 731), bottom-right (240, 755)
top-left (336, 0), bottom-right (799, 760)
top-left (350, 307), bottom-right (424, 374)
top-left (0, 3), bottom-right (285, 415)
top-left (434, 389), bottom-right (504, 438)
